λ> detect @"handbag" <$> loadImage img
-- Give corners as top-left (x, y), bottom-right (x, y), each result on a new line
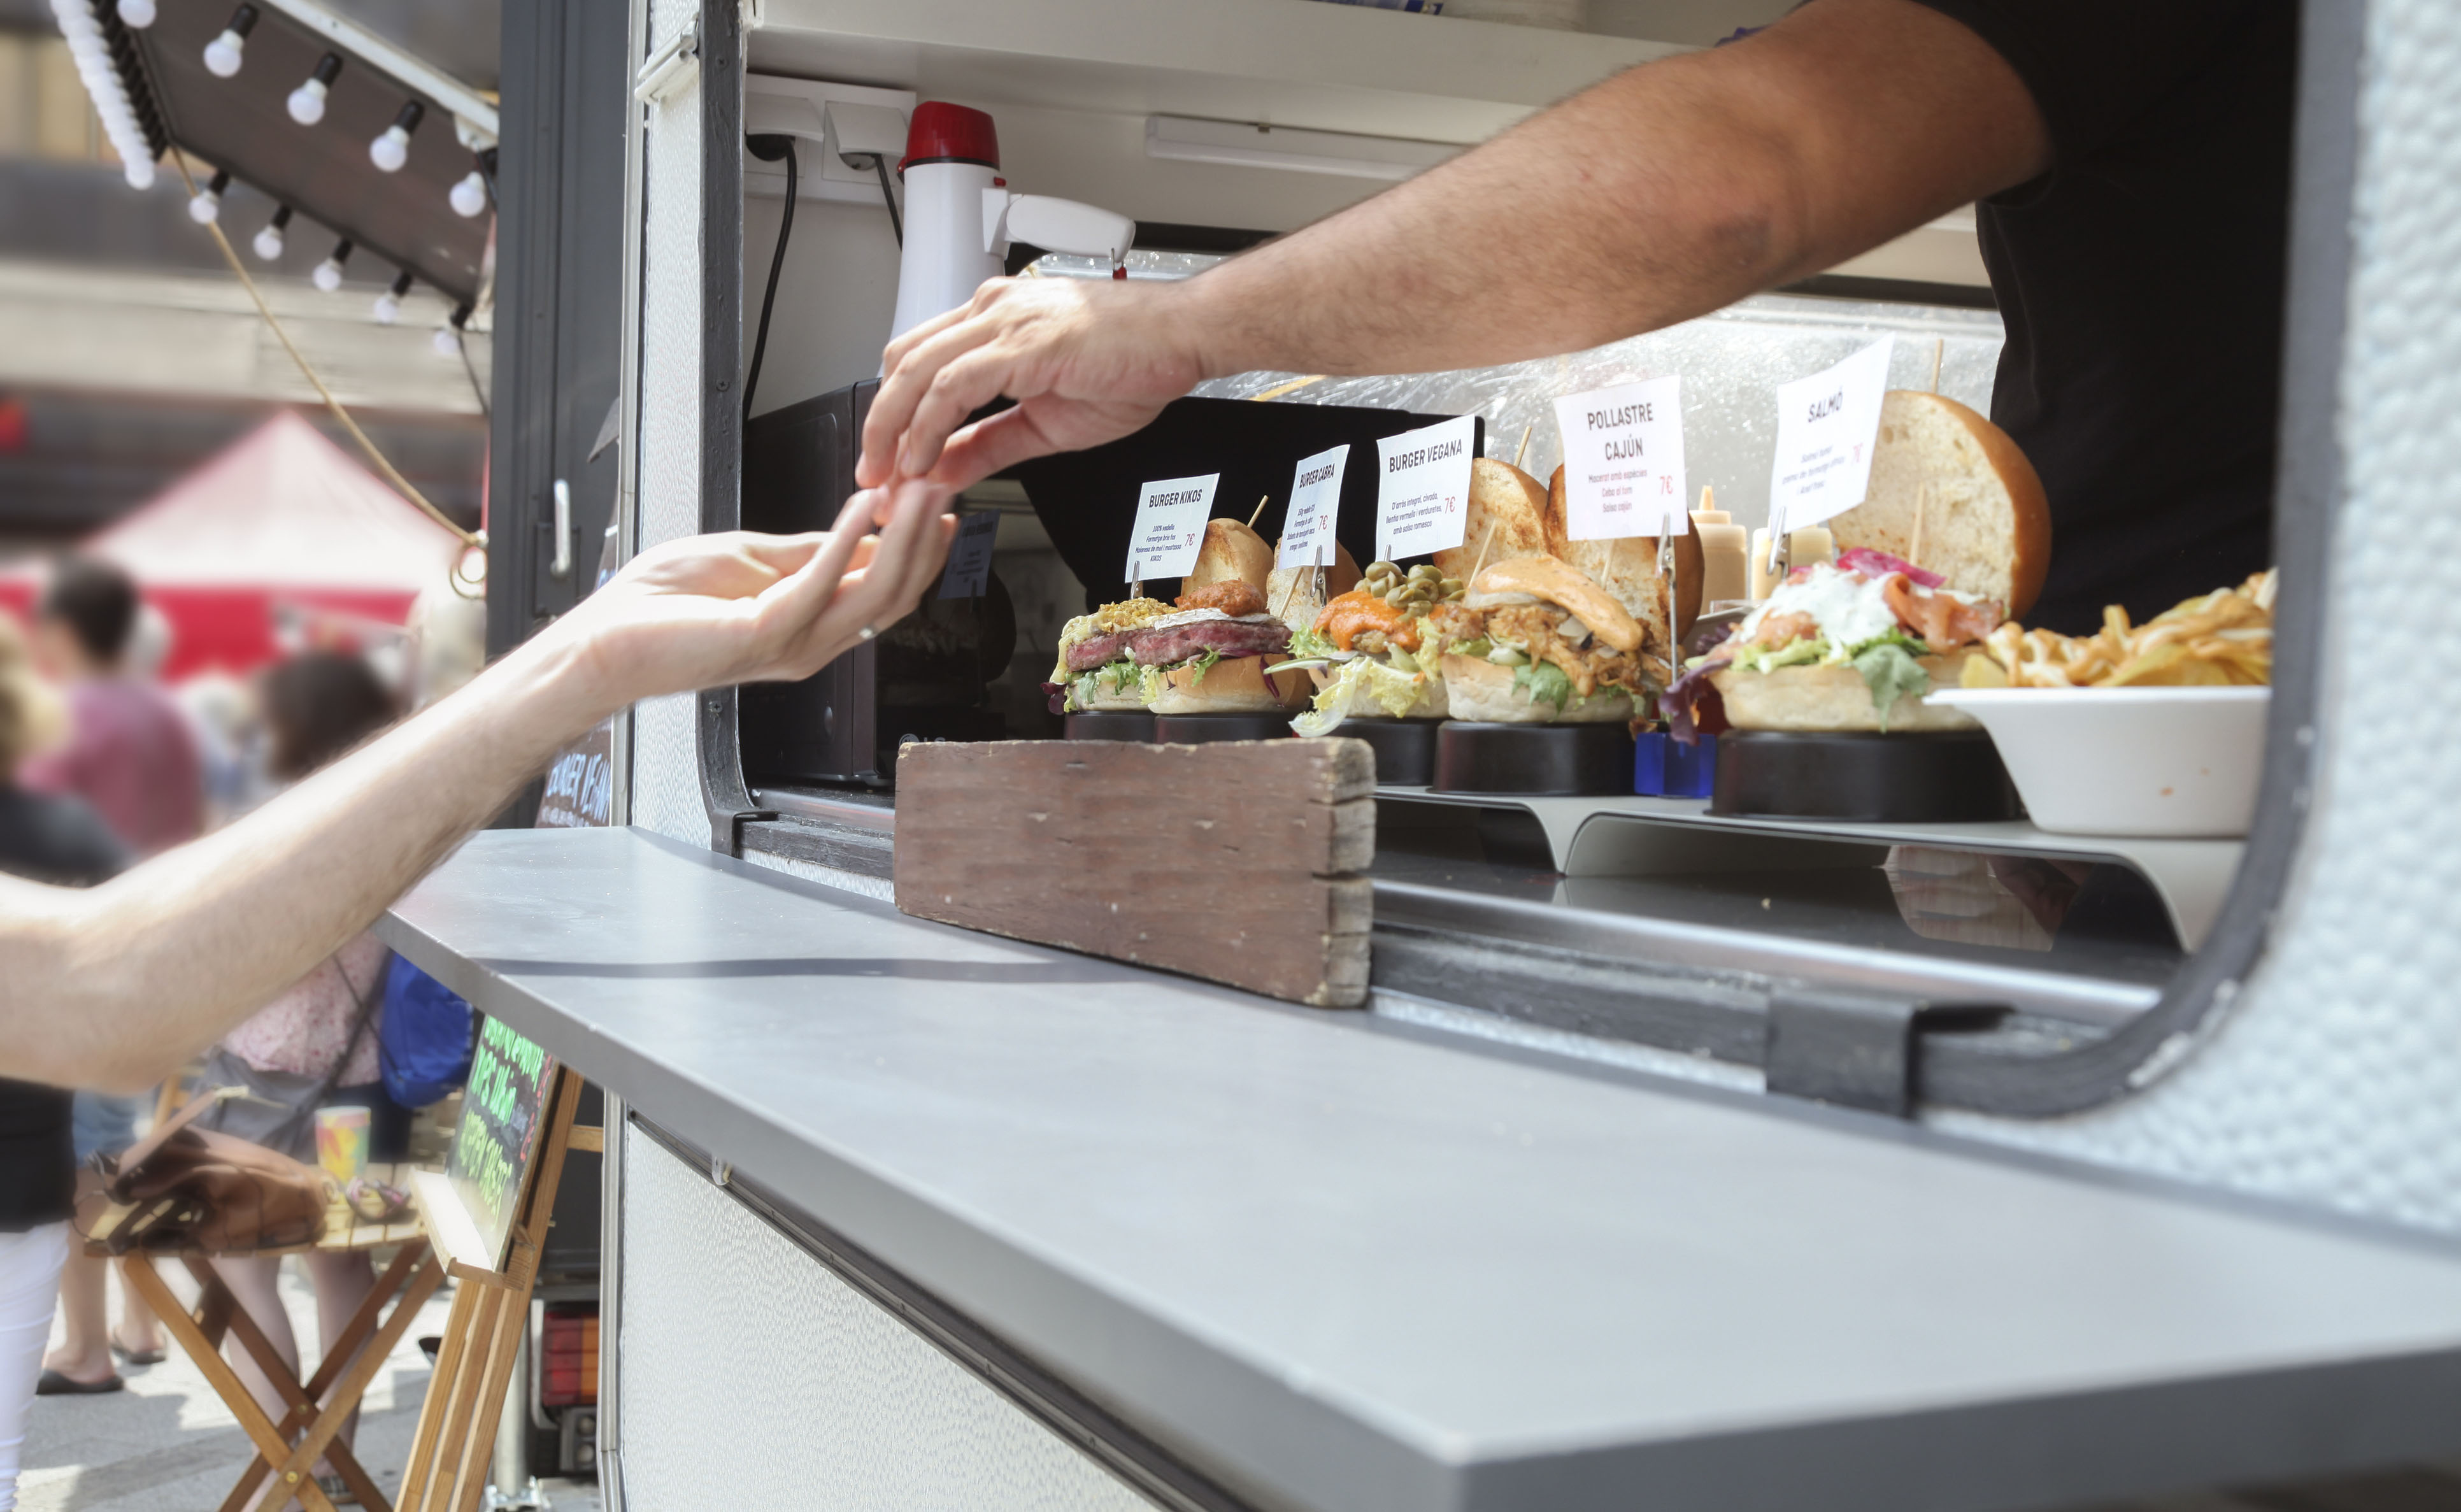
top-left (192, 955), bottom-right (383, 1161)
top-left (73, 1089), bottom-right (331, 1255)
top-left (378, 956), bottom-right (473, 1109)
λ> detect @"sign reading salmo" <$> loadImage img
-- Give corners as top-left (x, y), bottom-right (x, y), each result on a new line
top-left (446, 1016), bottom-right (560, 1269)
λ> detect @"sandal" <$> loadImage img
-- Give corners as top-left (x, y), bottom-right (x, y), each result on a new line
top-left (110, 1337), bottom-right (167, 1367)
top-left (35, 1367), bottom-right (124, 1395)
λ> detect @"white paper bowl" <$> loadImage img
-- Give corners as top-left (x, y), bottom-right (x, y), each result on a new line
top-left (1925, 686), bottom-right (2269, 838)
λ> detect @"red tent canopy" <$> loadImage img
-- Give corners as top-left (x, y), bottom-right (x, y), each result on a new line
top-left (0, 411), bottom-right (466, 681)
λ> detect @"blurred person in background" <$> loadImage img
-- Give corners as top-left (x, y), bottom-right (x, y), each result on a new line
top-left (196, 652), bottom-right (404, 1506)
top-left (20, 558), bottom-right (192, 1393)
top-left (0, 617), bottom-right (127, 1508)
top-left (404, 581), bottom-right (487, 713)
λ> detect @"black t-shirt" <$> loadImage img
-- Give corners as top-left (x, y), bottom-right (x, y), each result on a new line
top-left (0, 785), bottom-right (130, 1231)
top-left (1909, 0), bottom-right (2295, 634)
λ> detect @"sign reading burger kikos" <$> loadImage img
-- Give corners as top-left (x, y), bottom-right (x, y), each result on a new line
top-left (1374, 415), bottom-right (1476, 562)
top-left (1124, 473), bottom-right (1221, 582)
top-left (1553, 375), bottom-right (1688, 540)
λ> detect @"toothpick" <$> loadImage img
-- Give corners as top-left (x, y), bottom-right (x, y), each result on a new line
top-left (1246, 495), bottom-right (1269, 530)
top-left (1910, 481), bottom-right (1929, 569)
top-left (1697, 484), bottom-right (1714, 516)
top-left (1513, 424), bottom-right (1532, 471)
top-left (1469, 519), bottom-right (1501, 581)
top-left (1274, 573), bottom-right (1299, 620)
top-left (1131, 578), bottom-right (1143, 601)
top-left (1929, 338), bottom-right (1944, 394)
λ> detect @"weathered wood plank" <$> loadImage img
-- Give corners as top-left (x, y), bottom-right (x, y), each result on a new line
top-left (895, 739), bottom-right (1376, 1008)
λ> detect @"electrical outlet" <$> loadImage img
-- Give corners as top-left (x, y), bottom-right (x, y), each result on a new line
top-left (745, 75), bottom-right (918, 205)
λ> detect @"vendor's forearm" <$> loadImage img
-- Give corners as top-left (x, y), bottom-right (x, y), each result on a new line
top-left (1186, 0), bottom-right (2044, 380)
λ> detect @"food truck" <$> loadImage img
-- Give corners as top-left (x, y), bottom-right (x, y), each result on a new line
top-left (94, 0), bottom-right (2460, 1503)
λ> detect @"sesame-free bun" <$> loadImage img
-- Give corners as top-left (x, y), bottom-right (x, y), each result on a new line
top-left (1709, 652), bottom-right (1985, 732)
top-left (1832, 392), bottom-right (2050, 617)
top-left (1466, 555), bottom-right (1644, 655)
top-left (1265, 541), bottom-right (1362, 633)
top-left (1440, 653), bottom-right (1634, 724)
top-left (1071, 675), bottom-right (1149, 712)
top-left (1146, 654), bottom-right (1313, 715)
top-left (1183, 518), bottom-right (1274, 594)
top-left (1432, 460), bottom-right (1548, 582)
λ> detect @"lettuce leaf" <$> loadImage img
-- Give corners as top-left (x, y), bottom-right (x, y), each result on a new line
top-left (1185, 648), bottom-right (1222, 685)
top-left (1446, 637), bottom-right (1494, 659)
top-left (1730, 637), bottom-right (1830, 674)
top-left (1292, 657), bottom-right (1427, 736)
top-left (1513, 659), bottom-right (1574, 711)
top-left (1288, 627), bottom-right (1341, 660)
top-left (1851, 640), bottom-right (1930, 730)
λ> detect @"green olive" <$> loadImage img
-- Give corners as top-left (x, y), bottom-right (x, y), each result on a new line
top-left (1440, 578), bottom-right (1465, 598)
top-left (1366, 560), bottom-right (1399, 578)
top-left (1409, 564), bottom-right (1440, 581)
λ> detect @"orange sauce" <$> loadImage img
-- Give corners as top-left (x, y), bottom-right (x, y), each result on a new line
top-left (1315, 590), bottom-right (1420, 653)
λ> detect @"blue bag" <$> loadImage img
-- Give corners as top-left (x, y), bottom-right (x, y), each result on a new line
top-left (378, 955), bottom-right (474, 1108)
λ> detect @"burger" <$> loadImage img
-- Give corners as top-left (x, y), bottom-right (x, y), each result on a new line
top-left (1045, 519), bottom-right (1310, 717)
top-left (1665, 396), bottom-right (2050, 738)
top-left (1668, 549), bottom-right (2005, 735)
top-left (1283, 559), bottom-right (1462, 735)
top-left (1426, 555), bottom-right (1652, 724)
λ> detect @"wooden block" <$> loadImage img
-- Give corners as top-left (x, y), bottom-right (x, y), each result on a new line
top-left (895, 739), bottom-right (1376, 1008)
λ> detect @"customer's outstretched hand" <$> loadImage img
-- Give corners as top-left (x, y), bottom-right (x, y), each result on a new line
top-left (548, 476), bottom-right (957, 715)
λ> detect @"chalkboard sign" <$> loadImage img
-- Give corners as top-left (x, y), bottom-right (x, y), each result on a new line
top-left (445, 1015), bottom-right (560, 1270)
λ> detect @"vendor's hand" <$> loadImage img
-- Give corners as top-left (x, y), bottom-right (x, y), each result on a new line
top-left (857, 275), bottom-right (1208, 497)
top-left (547, 478), bottom-right (957, 714)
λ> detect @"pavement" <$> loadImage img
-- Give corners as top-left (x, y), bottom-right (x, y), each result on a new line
top-left (24, 1257), bottom-right (598, 1512)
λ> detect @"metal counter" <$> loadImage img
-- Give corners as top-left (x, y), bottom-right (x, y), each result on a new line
top-left (382, 825), bottom-right (2461, 1512)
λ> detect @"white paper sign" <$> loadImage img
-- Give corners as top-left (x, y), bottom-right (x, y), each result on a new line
top-left (1767, 336), bottom-right (1894, 544)
top-left (1552, 376), bottom-right (1688, 540)
top-left (1374, 415), bottom-right (1476, 562)
top-left (1122, 473), bottom-right (1220, 582)
top-left (1274, 445), bottom-right (1349, 569)
top-left (935, 510), bottom-right (1001, 599)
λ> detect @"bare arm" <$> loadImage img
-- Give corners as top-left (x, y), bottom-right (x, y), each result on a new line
top-left (0, 481), bottom-right (957, 1092)
top-left (859, 0), bottom-right (2048, 491)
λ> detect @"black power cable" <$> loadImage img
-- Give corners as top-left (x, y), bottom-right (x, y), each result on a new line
top-left (742, 134), bottom-right (796, 422)
top-left (865, 154), bottom-right (902, 245)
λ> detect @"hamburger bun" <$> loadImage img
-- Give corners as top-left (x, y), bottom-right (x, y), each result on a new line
top-left (1709, 650), bottom-right (1985, 732)
top-left (1832, 391), bottom-right (2050, 617)
top-left (1440, 653), bottom-right (1634, 724)
top-left (1146, 653), bottom-right (1313, 715)
top-left (1070, 674), bottom-right (1150, 713)
top-left (1543, 464), bottom-right (1690, 675)
top-left (1266, 541), bottom-right (1362, 634)
top-left (1433, 459), bottom-right (1548, 583)
top-left (1183, 518), bottom-right (1274, 594)
top-left (1467, 555), bottom-right (1644, 655)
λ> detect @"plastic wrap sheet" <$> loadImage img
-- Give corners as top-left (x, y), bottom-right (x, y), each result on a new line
top-left (1190, 295), bottom-right (2004, 532)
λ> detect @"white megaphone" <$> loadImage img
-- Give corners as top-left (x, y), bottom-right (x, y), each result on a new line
top-left (888, 102), bottom-right (1138, 343)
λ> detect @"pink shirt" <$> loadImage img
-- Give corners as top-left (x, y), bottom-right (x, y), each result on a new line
top-left (19, 678), bottom-right (201, 857)
top-left (222, 932), bottom-right (390, 1085)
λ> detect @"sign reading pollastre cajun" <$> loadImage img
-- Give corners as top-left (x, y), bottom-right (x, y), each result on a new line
top-left (446, 1015), bottom-right (560, 1270)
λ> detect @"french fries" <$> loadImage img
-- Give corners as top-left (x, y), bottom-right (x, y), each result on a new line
top-left (1965, 569), bottom-right (2276, 689)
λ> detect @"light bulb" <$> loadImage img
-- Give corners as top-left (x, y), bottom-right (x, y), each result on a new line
top-left (287, 78), bottom-right (326, 124)
top-left (432, 325), bottom-right (459, 356)
top-left (448, 169), bottom-right (487, 218)
top-left (116, 0), bottom-right (155, 26)
top-left (374, 270), bottom-right (411, 324)
top-left (313, 258), bottom-right (342, 290)
top-left (369, 124), bottom-right (408, 171)
top-left (189, 189), bottom-right (220, 223)
top-left (252, 224), bottom-right (282, 260)
top-left (203, 29), bottom-right (243, 76)
top-left (122, 157), bottom-right (153, 190)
